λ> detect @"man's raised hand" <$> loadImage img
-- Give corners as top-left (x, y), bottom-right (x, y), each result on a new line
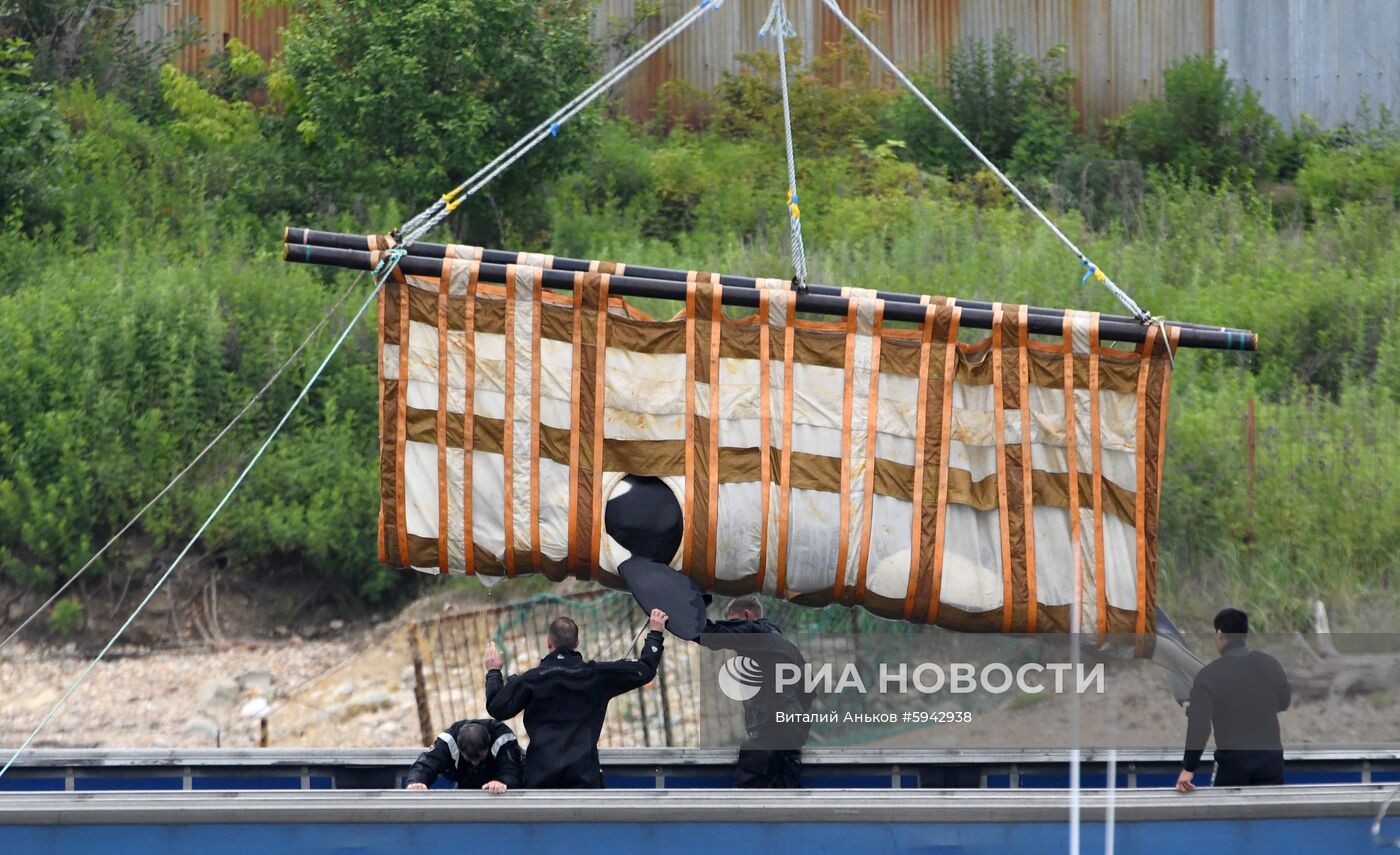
top-left (648, 609), bottom-right (669, 631)
top-left (484, 641), bottom-right (504, 670)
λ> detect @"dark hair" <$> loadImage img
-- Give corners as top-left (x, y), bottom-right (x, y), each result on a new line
top-left (549, 616), bottom-right (579, 651)
top-left (726, 594), bottom-right (764, 620)
top-left (1214, 607), bottom-right (1249, 636)
top-left (456, 723), bottom-right (491, 761)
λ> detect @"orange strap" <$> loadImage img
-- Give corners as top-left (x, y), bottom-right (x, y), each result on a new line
top-left (1017, 305), bottom-right (1037, 631)
top-left (1062, 312), bottom-right (1083, 634)
top-left (756, 288), bottom-right (773, 590)
top-left (1088, 312), bottom-right (1105, 637)
top-left (376, 272), bottom-right (388, 565)
top-left (435, 259), bottom-right (451, 575)
top-left (1133, 324), bottom-right (1161, 640)
top-left (903, 305), bottom-right (935, 620)
top-left (991, 304), bottom-right (1014, 632)
top-left (926, 307), bottom-right (962, 624)
top-left (775, 292), bottom-right (797, 598)
top-left (566, 273), bottom-right (585, 573)
top-left (394, 273), bottom-right (411, 567)
top-left (589, 275), bottom-right (611, 578)
top-left (855, 301), bottom-right (884, 602)
top-left (704, 276), bottom-right (723, 590)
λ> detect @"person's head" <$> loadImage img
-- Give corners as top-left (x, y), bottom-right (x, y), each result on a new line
top-left (548, 616), bottom-right (579, 652)
top-left (725, 595), bottom-right (763, 622)
top-left (456, 723), bottom-right (491, 767)
top-left (1213, 607), bottom-right (1249, 651)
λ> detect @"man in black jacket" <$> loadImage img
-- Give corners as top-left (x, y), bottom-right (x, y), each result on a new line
top-left (700, 595), bottom-right (809, 788)
top-left (483, 608), bottom-right (668, 788)
top-left (1176, 607), bottom-right (1292, 792)
top-left (404, 718), bottom-right (523, 793)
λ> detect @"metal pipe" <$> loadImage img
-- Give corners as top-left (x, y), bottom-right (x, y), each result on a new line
top-left (285, 227), bottom-right (1252, 341)
top-left (283, 240), bottom-right (1257, 352)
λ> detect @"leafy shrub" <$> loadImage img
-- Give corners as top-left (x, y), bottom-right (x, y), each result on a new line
top-left (1110, 55), bottom-right (1281, 185)
top-left (48, 596), bottom-right (84, 636)
top-left (0, 38), bottom-right (70, 231)
top-left (713, 36), bottom-right (893, 156)
top-left (277, 0), bottom-right (599, 241)
top-left (887, 34), bottom-right (1076, 181)
top-left (1295, 143), bottom-right (1400, 216)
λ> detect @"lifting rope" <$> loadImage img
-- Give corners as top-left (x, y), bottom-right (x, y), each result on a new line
top-left (759, 0), bottom-right (810, 291)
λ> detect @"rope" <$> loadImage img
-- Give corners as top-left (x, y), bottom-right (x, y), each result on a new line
top-left (759, 0), bottom-right (810, 291)
top-left (399, 0), bottom-right (725, 246)
top-left (0, 270), bottom-right (368, 655)
top-left (817, 0), bottom-right (1152, 324)
top-left (0, 257), bottom-right (401, 781)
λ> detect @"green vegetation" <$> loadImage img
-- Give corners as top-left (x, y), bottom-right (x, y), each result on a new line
top-left (0, 11), bottom-right (1396, 630)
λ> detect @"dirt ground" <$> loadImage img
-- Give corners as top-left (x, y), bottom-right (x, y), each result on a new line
top-left (4, 583), bottom-right (1399, 754)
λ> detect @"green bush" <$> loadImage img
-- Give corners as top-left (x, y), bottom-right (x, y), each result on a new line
top-left (48, 596), bottom-right (84, 636)
top-left (887, 34), bottom-right (1076, 181)
top-left (0, 38), bottom-right (70, 231)
top-left (1110, 55), bottom-right (1282, 185)
top-left (1295, 143), bottom-right (1400, 216)
top-left (277, 0), bottom-right (599, 241)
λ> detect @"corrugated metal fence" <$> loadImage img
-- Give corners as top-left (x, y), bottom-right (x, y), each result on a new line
top-left (134, 0), bottom-right (288, 70)
top-left (139, 1), bottom-right (1397, 127)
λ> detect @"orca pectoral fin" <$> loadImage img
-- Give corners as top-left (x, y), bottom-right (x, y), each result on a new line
top-left (618, 556), bottom-right (707, 641)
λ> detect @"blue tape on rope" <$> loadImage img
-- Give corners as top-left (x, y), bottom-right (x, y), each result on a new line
top-left (550, 122), bottom-right (559, 137)
top-left (1081, 265), bottom-right (1095, 286)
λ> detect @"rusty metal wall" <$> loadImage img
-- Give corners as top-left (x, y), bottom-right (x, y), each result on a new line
top-left (136, 1), bottom-right (1398, 128)
top-left (135, 0), bottom-right (289, 70)
top-left (592, 0), bottom-right (1215, 126)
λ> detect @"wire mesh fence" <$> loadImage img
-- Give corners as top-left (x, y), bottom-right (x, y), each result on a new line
top-left (406, 589), bottom-right (927, 749)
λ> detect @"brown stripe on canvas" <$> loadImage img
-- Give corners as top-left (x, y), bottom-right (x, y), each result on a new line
top-left (377, 278), bottom-right (388, 564)
top-left (1000, 305), bottom-right (1030, 631)
top-left (1062, 312), bottom-right (1083, 642)
top-left (1089, 313), bottom-right (1106, 638)
top-left (529, 266), bottom-right (545, 571)
top-left (855, 301), bottom-right (885, 602)
top-left (926, 307), bottom-right (962, 625)
top-left (462, 262), bottom-right (479, 577)
top-left (704, 276), bottom-right (723, 590)
top-left (589, 275), bottom-right (611, 579)
top-left (1141, 325), bottom-right (1178, 652)
top-left (832, 301), bottom-right (859, 598)
top-left (568, 275), bottom-right (597, 577)
top-left (1133, 324), bottom-right (1161, 646)
top-left (991, 305), bottom-right (1014, 632)
top-left (394, 273), bottom-right (411, 568)
top-left (1018, 305), bottom-right (1038, 631)
top-left (435, 260), bottom-right (450, 575)
top-left (904, 305), bottom-right (936, 620)
top-left (756, 288), bottom-right (773, 590)
top-left (501, 264), bottom-right (518, 578)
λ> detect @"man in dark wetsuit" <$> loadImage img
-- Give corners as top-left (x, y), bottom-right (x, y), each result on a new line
top-left (484, 609), bottom-right (668, 788)
top-left (404, 718), bottom-right (523, 793)
top-left (700, 595), bottom-right (809, 788)
top-left (1176, 607), bottom-right (1291, 792)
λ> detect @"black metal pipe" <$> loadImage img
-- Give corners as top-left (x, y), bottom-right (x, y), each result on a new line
top-left (285, 226), bottom-right (1251, 341)
top-left (283, 241), bottom-right (1258, 352)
